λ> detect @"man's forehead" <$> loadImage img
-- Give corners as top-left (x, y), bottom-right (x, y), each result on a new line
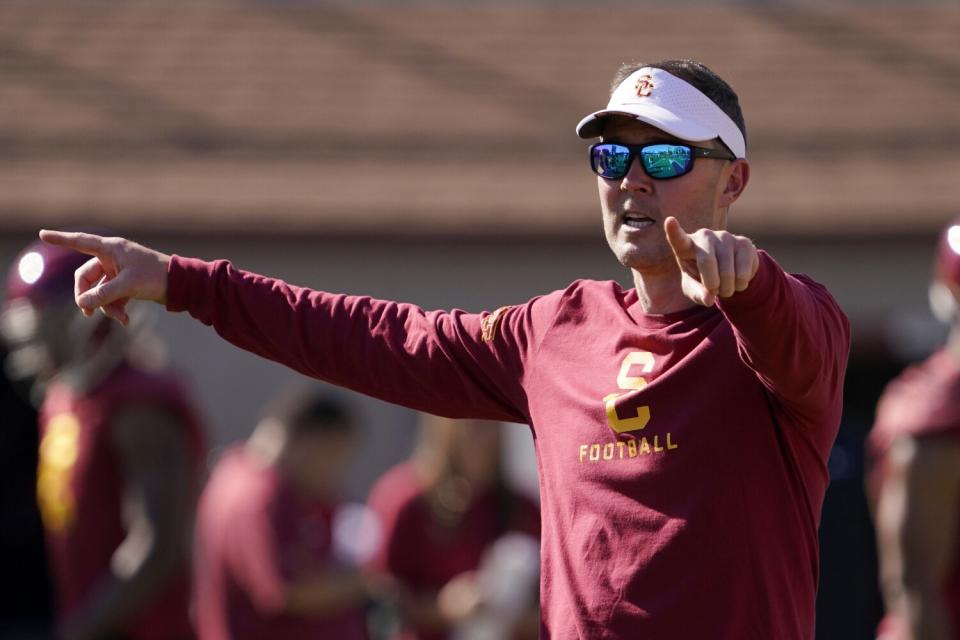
top-left (599, 116), bottom-right (722, 149)
top-left (599, 117), bottom-right (677, 142)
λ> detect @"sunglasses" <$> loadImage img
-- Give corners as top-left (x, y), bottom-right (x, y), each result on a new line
top-left (589, 142), bottom-right (735, 180)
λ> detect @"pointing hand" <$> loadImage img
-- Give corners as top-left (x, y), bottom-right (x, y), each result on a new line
top-left (663, 217), bottom-right (759, 307)
top-left (38, 230), bottom-right (170, 326)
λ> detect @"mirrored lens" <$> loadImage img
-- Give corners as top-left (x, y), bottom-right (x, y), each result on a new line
top-left (640, 144), bottom-right (692, 179)
top-left (592, 144), bottom-right (632, 179)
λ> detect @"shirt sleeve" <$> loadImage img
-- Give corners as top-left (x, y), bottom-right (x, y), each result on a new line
top-left (166, 256), bottom-right (562, 423)
top-left (716, 250), bottom-right (850, 430)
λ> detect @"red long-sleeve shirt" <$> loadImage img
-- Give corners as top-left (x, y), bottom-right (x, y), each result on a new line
top-left (167, 250), bottom-right (849, 640)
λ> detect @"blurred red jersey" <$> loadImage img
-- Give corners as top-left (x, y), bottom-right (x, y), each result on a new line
top-left (193, 446), bottom-right (368, 640)
top-left (168, 250), bottom-right (849, 639)
top-left (367, 461), bottom-right (540, 640)
top-left (869, 348), bottom-right (960, 638)
top-left (38, 362), bottom-right (206, 640)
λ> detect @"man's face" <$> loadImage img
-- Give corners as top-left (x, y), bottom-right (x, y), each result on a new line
top-left (286, 427), bottom-right (355, 497)
top-left (597, 117), bottom-right (735, 273)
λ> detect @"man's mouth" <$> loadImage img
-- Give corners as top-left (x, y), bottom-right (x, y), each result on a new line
top-left (622, 212), bottom-right (656, 230)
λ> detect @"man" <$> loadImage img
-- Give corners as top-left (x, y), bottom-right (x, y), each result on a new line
top-left (1, 240), bottom-right (206, 640)
top-left (869, 219), bottom-right (960, 640)
top-left (366, 415), bottom-right (540, 640)
top-left (40, 58), bottom-right (850, 639)
top-left (193, 388), bottom-right (371, 640)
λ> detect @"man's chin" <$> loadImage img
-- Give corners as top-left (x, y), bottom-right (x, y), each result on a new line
top-left (616, 248), bottom-right (674, 273)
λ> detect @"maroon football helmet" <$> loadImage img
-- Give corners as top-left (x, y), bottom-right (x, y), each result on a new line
top-left (5, 240), bottom-right (89, 307)
top-left (936, 220), bottom-right (960, 291)
top-left (2, 239), bottom-right (120, 388)
top-left (930, 219), bottom-right (960, 322)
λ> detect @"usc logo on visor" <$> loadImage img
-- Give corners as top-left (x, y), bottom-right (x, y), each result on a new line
top-left (634, 75), bottom-right (654, 97)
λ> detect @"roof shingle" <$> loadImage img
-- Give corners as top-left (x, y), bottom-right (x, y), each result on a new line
top-left (1, 2), bottom-right (957, 238)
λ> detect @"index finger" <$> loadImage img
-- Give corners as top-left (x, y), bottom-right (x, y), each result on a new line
top-left (663, 216), bottom-right (694, 258)
top-left (38, 230), bottom-right (111, 258)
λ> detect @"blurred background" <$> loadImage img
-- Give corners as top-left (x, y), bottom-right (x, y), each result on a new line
top-left (1, 1), bottom-right (958, 637)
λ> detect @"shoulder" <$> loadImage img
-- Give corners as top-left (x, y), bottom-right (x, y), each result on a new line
top-left (367, 461), bottom-right (426, 520)
top-left (788, 270), bottom-right (846, 317)
top-left (99, 362), bottom-right (205, 443)
top-left (873, 349), bottom-right (960, 444)
top-left (752, 252), bottom-right (846, 311)
top-left (507, 279), bottom-right (628, 323)
top-left (877, 351), bottom-right (946, 419)
top-left (551, 279), bottom-right (627, 305)
top-left (93, 362), bottom-right (192, 409)
top-left (201, 448), bottom-right (274, 514)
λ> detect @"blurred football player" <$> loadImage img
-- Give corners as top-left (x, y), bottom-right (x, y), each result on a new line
top-left (1, 240), bottom-right (206, 640)
top-left (869, 220), bottom-right (960, 640)
top-left (193, 388), bottom-right (373, 640)
top-left (366, 415), bottom-right (539, 640)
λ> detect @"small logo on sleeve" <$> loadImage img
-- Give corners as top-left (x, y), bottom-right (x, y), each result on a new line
top-left (481, 306), bottom-right (512, 342)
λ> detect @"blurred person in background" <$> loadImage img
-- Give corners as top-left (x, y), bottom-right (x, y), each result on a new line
top-left (0, 342), bottom-right (54, 640)
top-left (1, 240), bottom-right (207, 640)
top-left (869, 220), bottom-right (960, 640)
top-left (366, 415), bottom-right (539, 640)
top-left (193, 387), bottom-right (373, 640)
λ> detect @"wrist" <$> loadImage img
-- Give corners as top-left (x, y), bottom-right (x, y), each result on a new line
top-left (153, 252), bottom-right (171, 306)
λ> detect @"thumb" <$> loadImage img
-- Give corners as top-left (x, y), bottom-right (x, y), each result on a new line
top-left (664, 216), bottom-right (693, 259)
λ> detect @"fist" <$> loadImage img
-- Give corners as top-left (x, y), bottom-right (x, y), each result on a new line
top-left (664, 216), bottom-right (759, 307)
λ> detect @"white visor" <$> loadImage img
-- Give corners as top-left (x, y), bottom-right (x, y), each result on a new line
top-left (575, 67), bottom-right (746, 159)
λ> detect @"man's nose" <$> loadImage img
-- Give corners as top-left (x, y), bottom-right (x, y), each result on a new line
top-left (620, 157), bottom-right (653, 194)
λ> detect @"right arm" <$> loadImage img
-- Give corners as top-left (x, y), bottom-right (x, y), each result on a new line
top-left (166, 257), bottom-right (532, 421)
top-left (38, 231), bottom-right (555, 422)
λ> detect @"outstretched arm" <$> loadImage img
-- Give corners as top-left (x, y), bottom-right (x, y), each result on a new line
top-left (39, 230), bottom-right (542, 422)
top-left (664, 217), bottom-right (850, 426)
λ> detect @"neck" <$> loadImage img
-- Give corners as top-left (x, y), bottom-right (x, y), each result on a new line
top-left (631, 263), bottom-right (697, 315)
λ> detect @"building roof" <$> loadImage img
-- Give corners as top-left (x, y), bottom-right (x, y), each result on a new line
top-left (1, 2), bottom-right (958, 238)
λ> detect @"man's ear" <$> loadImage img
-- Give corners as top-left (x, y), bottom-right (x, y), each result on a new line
top-left (719, 159), bottom-right (750, 207)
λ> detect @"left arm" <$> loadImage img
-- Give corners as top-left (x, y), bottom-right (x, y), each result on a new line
top-left (59, 407), bottom-right (194, 640)
top-left (665, 217), bottom-right (850, 425)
